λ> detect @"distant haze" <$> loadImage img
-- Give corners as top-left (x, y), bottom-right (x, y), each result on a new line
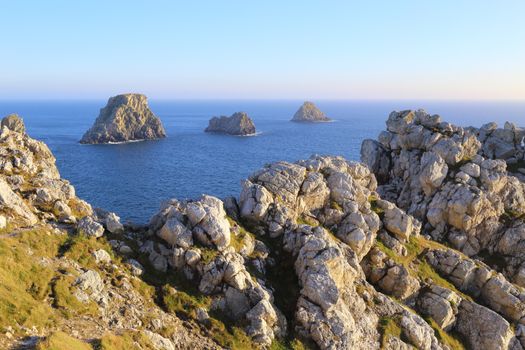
top-left (1, 1), bottom-right (524, 100)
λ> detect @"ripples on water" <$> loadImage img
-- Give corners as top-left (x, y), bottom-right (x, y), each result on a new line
top-left (0, 99), bottom-right (523, 223)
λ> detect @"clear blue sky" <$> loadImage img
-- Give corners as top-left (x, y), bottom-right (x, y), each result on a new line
top-left (1, 1), bottom-right (524, 100)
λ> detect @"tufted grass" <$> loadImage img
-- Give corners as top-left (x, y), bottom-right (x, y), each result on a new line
top-left (368, 194), bottom-right (384, 216)
top-left (378, 316), bottom-right (402, 349)
top-left (425, 318), bottom-right (465, 350)
top-left (161, 285), bottom-right (210, 319)
top-left (36, 331), bottom-right (92, 350)
top-left (98, 331), bottom-right (155, 350)
top-left (0, 227), bottom-right (64, 333)
top-left (51, 275), bottom-right (99, 319)
top-left (227, 216), bottom-right (255, 253)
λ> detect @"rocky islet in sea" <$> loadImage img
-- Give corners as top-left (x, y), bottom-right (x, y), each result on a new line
top-left (205, 111), bottom-right (257, 136)
top-left (291, 101), bottom-right (331, 122)
top-left (80, 93), bottom-right (166, 144)
top-left (1, 110), bottom-right (525, 349)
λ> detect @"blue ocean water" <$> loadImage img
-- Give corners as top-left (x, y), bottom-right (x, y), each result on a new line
top-left (0, 99), bottom-right (523, 223)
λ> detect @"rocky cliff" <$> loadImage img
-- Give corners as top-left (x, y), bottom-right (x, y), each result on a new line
top-left (291, 102), bottom-right (331, 122)
top-left (205, 112), bottom-right (256, 136)
top-left (80, 94), bottom-right (166, 144)
top-left (2, 109), bottom-right (525, 350)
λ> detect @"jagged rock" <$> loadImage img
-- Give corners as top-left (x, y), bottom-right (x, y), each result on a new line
top-left (417, 285), bottom-right (460, 330)
top-left (77, 216), bottom-right (104, 238)
top-left (158, 217), bottom-right (193, 248)
top-left (291, 101), bottom-right (331, 122)
top-left (1, 114), bottom-right (25, 133)
top-left (126, 259), bottom-right (144, 276)
top-left (80, 94), bottom-right (166, 144)
top-left (377, 199), bottom-right (418, 241)
top-left (205, 112), bottom-right (256, 135)
top-left (105, 212), bottom-right (124, 234)
top-left (0, 178), bottom-right (37, 226)
top-left (377, 264), bottom-right (420, 300)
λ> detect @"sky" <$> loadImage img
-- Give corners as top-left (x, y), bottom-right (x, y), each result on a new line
top-left (1, 1), bottom-right (524, 100)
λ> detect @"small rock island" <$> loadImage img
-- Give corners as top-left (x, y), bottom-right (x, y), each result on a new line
top-left (80, 93), bottom-right (166, 144)
top-left (205, 112), bottom-right (256, 136)
top-left (291, 101), bottom-right (331, 122)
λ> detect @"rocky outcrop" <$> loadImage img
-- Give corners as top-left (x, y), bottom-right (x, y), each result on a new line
top-left (1, 113), bottom-right (25, 133)
top-left (205, 112), bottom-right (256, 135)
top-left (0, 114), bottom-right (217, 350)
top-left (361, 110), bottom-right (525, 268)
top-left (4, 107), bottom-right (525, 350)
top-left (80, 94), bottom-right (166, 144)
top-left (291, 101), bottom-right (331, 122)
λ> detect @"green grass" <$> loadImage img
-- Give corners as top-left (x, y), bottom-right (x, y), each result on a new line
top-left (0, 227), bottom-right (64, 333)
top-left (296, 215), bottom-right (319, 226)
top-left (375, 236), bottom-right (472, 301)
top-left (161, 285), bottom-right (211, 319)
top-left (62, 234), bottom-right (118, 270)
top-left (270, 338), bottom-right (312, 350)
top-left (52, 275), bottom-right (99, 319)
top-left (199, 247), bottom-right (219, 264)
top-left (368, 194), bottom-right (384, 216)
top-left (98, 331), bottom-right (155, 350)
top-left (36, 331), bottom-right (92, 350)
top-left (426, 318), bottom-right (465, 350)
top-left (378, 316), bottom-right (402, 349)
top-left (227, 217), bottom-right (255, 253)
top-left (330, 201), bottom-right (343, 211)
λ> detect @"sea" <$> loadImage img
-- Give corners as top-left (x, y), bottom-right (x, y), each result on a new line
top-left (0, 99), bottom-right (523, 223)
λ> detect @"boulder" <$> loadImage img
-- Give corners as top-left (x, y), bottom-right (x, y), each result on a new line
top-left (80, 94), bottom-right (166, 144)
top-left (205, 112), bottom-right (256, 135)
top-left (77, 216), bottom-right (105, 238)
top-left (455, 300), bottom-right (514, 350)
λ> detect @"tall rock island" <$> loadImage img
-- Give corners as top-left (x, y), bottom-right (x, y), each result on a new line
top-left (291, 101), bottom-right (331, 122)
top-left (80, 94), bottom-right (166, 144)
top-left (205, 111), bottom-right (256, 135)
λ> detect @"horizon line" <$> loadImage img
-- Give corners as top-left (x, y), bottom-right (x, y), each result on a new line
top-left (1, 97), bottom-right (525, 103)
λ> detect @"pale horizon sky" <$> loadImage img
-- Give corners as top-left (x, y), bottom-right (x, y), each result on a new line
top-left (1, 1), bottom-right (524, 100)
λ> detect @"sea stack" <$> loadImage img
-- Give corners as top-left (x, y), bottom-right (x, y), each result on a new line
top-left (80, 93), bottom-right (166, 144)
top-left (291, 101), bottom-right (331, 122)
top-left (205, 112), bottom-right (256, 136)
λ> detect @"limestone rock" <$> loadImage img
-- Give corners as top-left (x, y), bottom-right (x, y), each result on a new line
top-left (455, 300), bottom-right (514, 350)
top-left (205, 112), bottom-right (256, 136)
top-left (80, 94), bottom-right (166, 144)
top-left (291, 101), bottom-right (331, 122)
top-left (77, 216), bottom-right (104, 238)
top-left (1, 114), bottom-right (25, 133)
